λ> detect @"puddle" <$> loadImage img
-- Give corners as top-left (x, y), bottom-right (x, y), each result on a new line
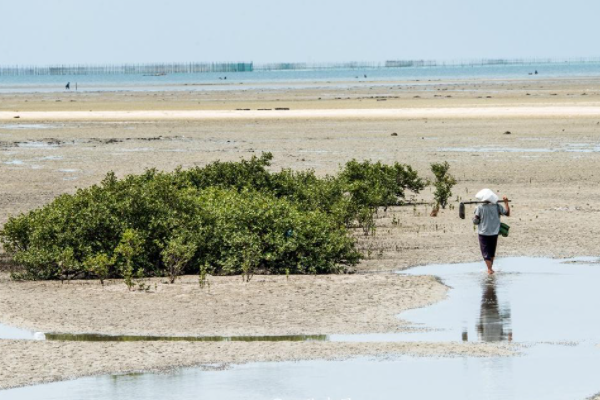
top-left (394, 257), bottom-right (600, 344)
top-left (438, 145), bottom-right (600, 153)
top-left (3, 344), bottom-right (600, 400)
top-left (114, 147), bottom-right (151, 152)
top-left (439, 147), bottom-right (554, 153)
top-left (0, 124), bottom-right (61, 130)
top-left (39, 155), bottom-right (63, 161)
top-left (298, 150), bottom-right (337, 154)
top-left (3, 160), bottom-right (25, 165)
top-left (330, 257), bottom-right (600, 344)
top-left (16, 141), bottom-right (60, 149)
top-left (2, 257), bottom-right (600, 399)
top-left (0, 323), bottom-right (42, 340)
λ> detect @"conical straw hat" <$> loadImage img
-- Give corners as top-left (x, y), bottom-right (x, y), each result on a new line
top-left (475, 188), bottom-right (498, 204)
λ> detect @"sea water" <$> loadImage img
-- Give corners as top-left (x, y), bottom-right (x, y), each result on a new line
top-left (1, 62), bottom-right (600, 93)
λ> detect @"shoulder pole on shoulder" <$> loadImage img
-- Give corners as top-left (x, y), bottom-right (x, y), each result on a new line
top-left (459, 200), bottom-right (511, 219)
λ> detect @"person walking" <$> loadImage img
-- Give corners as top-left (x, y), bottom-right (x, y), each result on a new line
top-left (472, 189), bottom-right (510, 274)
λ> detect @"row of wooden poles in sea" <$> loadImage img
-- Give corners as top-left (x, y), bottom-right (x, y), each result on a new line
top-left (0, 62), bottom-right (254, 76)
top-left (2, 57), bottom-right (600, 76)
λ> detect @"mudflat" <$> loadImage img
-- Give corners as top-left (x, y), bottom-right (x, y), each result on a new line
top-left (0, 274), bottom-right (445, 336)
top-left (0, 340), bottom-right (516, 390)
top-left (1, 75), bottom-right (599, 388)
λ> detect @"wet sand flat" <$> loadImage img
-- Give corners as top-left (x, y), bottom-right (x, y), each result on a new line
top-left (0, 340), bottom-right (515, 390)
top-left (0, 274), bottom-right (445, 337)
top-left (1, 76), bottom-right (600, 389)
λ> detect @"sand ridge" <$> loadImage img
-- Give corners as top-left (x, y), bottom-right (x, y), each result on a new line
top-left (3, 106), bottom-right (600, 121)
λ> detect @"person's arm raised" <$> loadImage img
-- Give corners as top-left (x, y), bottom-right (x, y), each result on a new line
top-left (503, 196), bottom-right (511, 217)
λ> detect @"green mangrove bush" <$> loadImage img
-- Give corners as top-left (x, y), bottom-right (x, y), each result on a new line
top-left (430, 161), bottom-right (457, 209)
top-left (0, 153), bottom-right (428, 281)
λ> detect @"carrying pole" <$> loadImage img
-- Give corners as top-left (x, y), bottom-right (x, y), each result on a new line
top-left (459, 200), bottom-right (511, 219)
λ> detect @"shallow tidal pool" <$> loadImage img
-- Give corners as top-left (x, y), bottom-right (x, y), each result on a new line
top-left (2, 257), bottom-right (600, 399)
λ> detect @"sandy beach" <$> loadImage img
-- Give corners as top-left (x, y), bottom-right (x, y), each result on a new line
top-left (3, 106), bottom-right (600, 121)
top-left (1, 75), bottom-right (600, 389)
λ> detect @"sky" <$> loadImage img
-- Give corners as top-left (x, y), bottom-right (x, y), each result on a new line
top-left (1, 0), bottom-right (599, 65)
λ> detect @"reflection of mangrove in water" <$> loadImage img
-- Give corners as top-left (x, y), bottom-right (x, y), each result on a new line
top-left (44, 333), bottom-right (328, 343)
top-left (462, 275), bottom-right (512, 342)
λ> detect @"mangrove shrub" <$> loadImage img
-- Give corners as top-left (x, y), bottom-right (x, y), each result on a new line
top-left (0, 154), bottom-right (427, 281)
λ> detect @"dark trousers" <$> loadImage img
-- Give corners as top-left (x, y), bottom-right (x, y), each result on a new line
top-left (478, 234), bottom-right (499, 261)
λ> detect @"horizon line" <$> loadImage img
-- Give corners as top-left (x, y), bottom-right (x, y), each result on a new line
top-left (2, 56), bottom-right (600, 69)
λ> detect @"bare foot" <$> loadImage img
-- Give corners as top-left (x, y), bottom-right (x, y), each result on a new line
top-left (487, 269), bottom-right (495, 275)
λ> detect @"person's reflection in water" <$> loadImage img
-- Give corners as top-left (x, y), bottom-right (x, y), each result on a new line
top-left (476, 275), bottom-right (512, 342)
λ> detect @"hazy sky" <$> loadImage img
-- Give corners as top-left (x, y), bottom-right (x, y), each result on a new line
top-left (1, 0), bottom-right (598, 65)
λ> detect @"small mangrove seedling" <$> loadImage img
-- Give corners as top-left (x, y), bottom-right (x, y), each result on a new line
top-left (198, 264), bottom-right (210, 289)
top-left (431, 161), bottom-right (457, 209)
top-left (162, 233), bottom-right (196, 284)
top-left (114, 229), bottom-right (144, 291)
top-left (84, 253), bottom-right (111, 286)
